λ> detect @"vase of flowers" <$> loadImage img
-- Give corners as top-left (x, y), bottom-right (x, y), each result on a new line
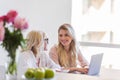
top-left (0, 10), bottom-right (28, 76)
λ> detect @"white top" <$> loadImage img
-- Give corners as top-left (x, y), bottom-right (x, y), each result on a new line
top-left (17, 50), bottom-right (60, 79)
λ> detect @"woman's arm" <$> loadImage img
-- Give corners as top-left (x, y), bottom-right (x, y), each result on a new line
top-left (77, 49), bottom-right (89, 68)
top-left (42, 52), bottom-right (61, 70)
top-left (70, 67), bottom-right (88, 74)
top-left (49, 45), bottom-right (60, 65)
top-left (63, 67), bottom-right (88, 74)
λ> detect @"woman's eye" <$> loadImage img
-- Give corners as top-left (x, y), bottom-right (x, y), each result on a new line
top-left (59, 34), bottom-right (62, 37)
top-left (65, 34), bottom-right (69, 37)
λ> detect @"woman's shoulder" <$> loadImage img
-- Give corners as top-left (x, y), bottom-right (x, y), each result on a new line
top-left (20, 50), bottom-right (32, 57)
top-left (49, 44), bottom-right (58, 56)
top-left (51, 44), bottom-right (57, 48)
top-left (18, 50), bottom-right (31, 62)
top-left (50, 44), bottom-right (58, 51)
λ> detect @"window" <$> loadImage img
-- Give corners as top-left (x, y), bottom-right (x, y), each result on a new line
top-left (72, 0), bottom-right (120, 69)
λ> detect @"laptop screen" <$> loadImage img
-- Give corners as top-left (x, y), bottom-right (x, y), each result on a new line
top-left (88, 53), bottom-right (103, 76)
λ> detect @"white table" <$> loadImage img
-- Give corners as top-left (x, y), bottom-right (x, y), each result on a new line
top-left (5, 67), bottom-right (120, 80)
top-left (55, 67), bottom-right (120, 80)
top-left (55, 72), bottom-right (100, 80)
top-left (99, 67), bottom-right (120, 80)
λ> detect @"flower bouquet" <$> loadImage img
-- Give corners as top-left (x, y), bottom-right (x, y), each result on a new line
top-left (0, 10), bottom-right (28, 75)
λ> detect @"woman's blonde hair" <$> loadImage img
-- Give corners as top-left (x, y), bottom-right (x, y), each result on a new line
top-left (25, 30), bottom-right (42, 54)
top-left (57, 23), bottom-right (77, 67)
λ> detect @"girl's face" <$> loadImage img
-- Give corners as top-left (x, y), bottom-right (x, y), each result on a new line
top-left (58, 29), bottom-right (72, 47)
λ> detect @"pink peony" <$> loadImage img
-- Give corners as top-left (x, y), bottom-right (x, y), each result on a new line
top-left (6, 10), bottom-right (18, 23)
top-left (0, 16), bottom-right (3, 22)
top-left (0, 22), bottom-right (5, 41)
top-left (0, 16), bottom-right (8, 23)
top-left (0, 21), bottom-right (3, 26)
top-left (13, 16), bottom-right (28, 30)
top-left (0, 10), bottom-right (29, 75)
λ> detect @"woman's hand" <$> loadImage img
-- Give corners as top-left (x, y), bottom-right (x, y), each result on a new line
top-left (68, 67), bottom-right (89, 74)
top-left (77, 68), bottom-right (88, 74)
top-left (59, 67), bottom-right (88, 74)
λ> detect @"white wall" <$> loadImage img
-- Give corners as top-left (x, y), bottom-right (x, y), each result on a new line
top-left (0, 0), bottom-right (71, 65)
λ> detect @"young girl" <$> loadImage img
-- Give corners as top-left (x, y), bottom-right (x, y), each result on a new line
top-left (17, 30), bottom-right (60, 79)
top-left (49, 23), bottom-right (88, 74)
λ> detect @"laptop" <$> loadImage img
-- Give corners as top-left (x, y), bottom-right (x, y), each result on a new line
top-left (87, 53), bottom-right (103, 76)
top-left (60, 53), bottom-right (103, 76)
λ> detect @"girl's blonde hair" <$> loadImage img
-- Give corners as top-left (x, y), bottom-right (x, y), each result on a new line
top-left (57, 23), bottom-right (77, 67)
top-left (25, 31), bottom-right (42, 54)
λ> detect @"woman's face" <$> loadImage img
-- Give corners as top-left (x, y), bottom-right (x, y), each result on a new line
top-left (58, 29), bottom-right (72, 47)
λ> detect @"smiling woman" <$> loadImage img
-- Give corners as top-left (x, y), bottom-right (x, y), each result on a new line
top-left (49, 23), bottom-right (89, 74)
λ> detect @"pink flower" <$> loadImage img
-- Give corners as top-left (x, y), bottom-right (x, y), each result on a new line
top-left (0, 21), bottom-right (3, 25)
top-left (13, 16), bottom-right (28, 30)
top-left (0, 22), bottom-right (5, 41)
top-left (0, 16), bottom-right (8, 24)
top-left (6, 10), bottom-right (18, 23)
top-left (0, 10), bottom-right (29, 75)
top-left (0, 16), bottom-right (3, 22)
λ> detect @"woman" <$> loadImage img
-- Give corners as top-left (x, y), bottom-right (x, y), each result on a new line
top-left (49, 23), bottom-right (88, 74)
top-left (17, 30), bottom-right (60, 79)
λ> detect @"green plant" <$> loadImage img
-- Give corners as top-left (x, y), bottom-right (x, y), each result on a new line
top-left (2, 27), bottom-right (25, 74)
top-left (0, 10), bottom-right (28, 74)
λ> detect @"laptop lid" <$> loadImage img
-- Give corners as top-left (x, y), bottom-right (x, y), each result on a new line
top-left (88, 53), bottom-right (103, 76)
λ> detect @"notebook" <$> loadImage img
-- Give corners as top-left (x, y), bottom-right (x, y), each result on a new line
top-left (60, 53), bottom-right (103, 75)
top-left (87, 53), bottom-right (103, 76)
